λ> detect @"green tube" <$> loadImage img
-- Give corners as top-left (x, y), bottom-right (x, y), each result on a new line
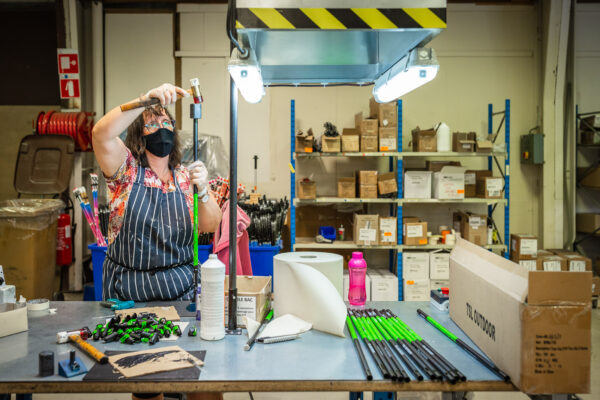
top-left (425, 316), bottom-right (458, 342)
top-left (350, 314), bottom-right (368, 340)
top-left (346, 316), bottom-right (358, 340)
top-left (193, 194), bottom-right (198, 268)
top-left (371, 317), bottom-right (392, 341)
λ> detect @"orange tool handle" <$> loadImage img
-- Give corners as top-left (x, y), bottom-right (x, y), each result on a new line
top-left (69, 334), bottom-right (108, 364)
top-left (119, 88), bottom-right (194, 112)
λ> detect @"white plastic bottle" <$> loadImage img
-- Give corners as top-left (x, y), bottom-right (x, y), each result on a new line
top-left (435, 122), bottom-right (451, 152)
top-left (200, 254), bottom-right (225, 340)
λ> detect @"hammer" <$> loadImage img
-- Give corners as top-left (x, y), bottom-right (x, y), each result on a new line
top-left (119, 81), bottom-right (203, 112)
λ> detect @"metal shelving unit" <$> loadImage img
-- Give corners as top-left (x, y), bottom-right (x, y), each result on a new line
top-left (289, 99), bottom-right (511, 301)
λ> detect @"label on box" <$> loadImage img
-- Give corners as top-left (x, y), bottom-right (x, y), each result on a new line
top-left (430, 253), bottom-right (450, 279)
top-left (468, 216), bottom-right (484, 229)
top-left (380, 219), bottom-right (396, 243)
top-left (543, 261), bottom-right (562, 272)
top-left (465, 173), bottom-right (476, 185)
top-left (359, 228), bottom-right (376, 242)
top-left (520, 239), bottom-right (537, 255)
top-left (224, 295), bottom-right (257, 321)
top-left (519, 260), bottom-right (537, 272)
top-left (379, 138), bottom-right (395, 151)
top-left (486, 178), bottom-right (503, 197)
top-left (462, 144), bottom-right (471, 149)
top-left (569, 260), bottom-right (586, 272)
top-left (406, 225), bottom-right (423, 237)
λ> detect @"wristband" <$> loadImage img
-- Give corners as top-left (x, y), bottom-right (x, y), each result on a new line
top-left (199, 187), bottom-right (209, 203)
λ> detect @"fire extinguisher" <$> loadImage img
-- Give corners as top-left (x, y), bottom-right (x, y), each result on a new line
top-left (57, 212), bottom-right (73, 266)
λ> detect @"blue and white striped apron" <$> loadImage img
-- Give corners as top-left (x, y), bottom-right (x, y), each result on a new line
top-left (102, 165), bottom-right (195, 301)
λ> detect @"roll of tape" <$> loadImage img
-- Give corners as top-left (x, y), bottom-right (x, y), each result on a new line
top-left (27, 298), bottom-right (50, 311)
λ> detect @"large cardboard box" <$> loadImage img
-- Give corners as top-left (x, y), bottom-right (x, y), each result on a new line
top-left (377, 172), bottom-right (397, 195)
top-left (476, 176), bottom-right (503, 199)
top-left (343, 271), bottom-right (371, 302)
top-left (404, 171), bottom-right (432, 199)
top-left (295, 133), bottom-right (314, 153)
top-left (369, 97), bottom-right (397, 127)
top-left (403, 217), bottom-right (428, 246)
top-left (355, 112), bottom-right (378, 136)
top-left (379, 217), bottom-right (397, 244)
top-left (354, 214), bottom-right (379, 245)
top-left (510, 234), bottom-right (538, 261)
top-left (404, 279), bottom-right (430, 301)
top-left (450, 238), bottom-right (591, 394)
top-left (433, 166), bottom-right (465, 199)
top-left (368, 269), bottom-right (399, 301)
top-left (379, 127), bottom-right (397, 151)
top-left (411, 128), bottom-right (437, 152)
top-left (576, 213), bottom-right (600, 235)
top-left (452, 132), bottom-right (476, 152)
top-left (359, 184), bottom-right (377, 199)
top-left (322, 136), bottom-right (341, 152)
top-left (430, 250), bottom-right (450, 280)
top-left (578, 166), bottom-right (600, 188)
top-left (453, 211), bottom-right (487, 246)
top-left (224, 276), bottom-right (271, 326)
top-left (338, 177), bottom-right (356, 198)
top-left (341, 128), bottom-right (360, 152)
top-left (357, 170), bottom-right (378, 185)
top-left (536, 254), bottom-right (567, 272)
top-left (402, 252), bottom-right (429, 279)
top-left (562, 254), bottom-right (592, 272)
top-left (297, 180), bottom-right (316, 199)
top-left (360, 135), bottom-right (378, 152)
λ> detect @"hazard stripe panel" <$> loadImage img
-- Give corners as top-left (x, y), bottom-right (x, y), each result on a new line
top-left (237, 8), bottom-right (447, 30)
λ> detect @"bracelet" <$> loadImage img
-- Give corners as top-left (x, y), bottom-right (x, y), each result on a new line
top-left (199, 187), bottom-right (209, 203)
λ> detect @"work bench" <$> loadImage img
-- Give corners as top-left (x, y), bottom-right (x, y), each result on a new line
top-left (0, 301), bottom-right (516, 396)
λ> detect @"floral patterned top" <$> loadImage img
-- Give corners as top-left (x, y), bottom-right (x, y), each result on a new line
top-left (105, 148), bottom-right (194, 245)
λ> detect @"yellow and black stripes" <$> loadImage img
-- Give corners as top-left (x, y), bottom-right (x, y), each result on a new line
top-left (236, 8), bottom-right (446, 30)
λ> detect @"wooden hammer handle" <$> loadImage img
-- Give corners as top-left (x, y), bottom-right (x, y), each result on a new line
top-left (119, 88), bottom-right (194, 112)
top-left (69, 334), bottom-right (108, 364)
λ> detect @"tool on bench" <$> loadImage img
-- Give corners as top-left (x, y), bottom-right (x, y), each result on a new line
top-left (100, 298), bottom-right (135, 310)
top-left (38, 351), bottom-right (55, 377)
top-left (188, 326), bottom-right (198, 337)
top-left (58, 349), bottom-right (88, 378)
top-left (56, 327), bottom-right (92, 344)
top-left (69, 334), bottom-right (108, 364)
top-left (244, 309), bottom-right (273, 351)
top-left (256, 334), bottom-right (300, 344)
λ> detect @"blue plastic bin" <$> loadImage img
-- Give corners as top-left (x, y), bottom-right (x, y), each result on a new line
top-left (318, 226), bottom-right (336, 241)
top-left (88, 243), bottom-right (214, 301)
top-left (249, 243), bottom-right (281, 279)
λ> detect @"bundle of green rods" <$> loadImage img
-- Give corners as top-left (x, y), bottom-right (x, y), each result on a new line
top-left (346, 308), bottom-right (466, 383)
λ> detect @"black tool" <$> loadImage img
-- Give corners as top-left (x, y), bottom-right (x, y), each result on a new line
top-left (188, 326), bottom-right (197, 337)
top-left (39, 351), bottom-right (54, 377)
top-left (244, 309), bottom-right (273, 351)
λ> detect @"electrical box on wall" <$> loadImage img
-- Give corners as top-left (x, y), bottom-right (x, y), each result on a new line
top-left (520, 133), bottom-right (544, 165)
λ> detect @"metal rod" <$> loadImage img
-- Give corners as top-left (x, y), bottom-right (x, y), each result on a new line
top-left (227, 76), bottom-right (239, 333)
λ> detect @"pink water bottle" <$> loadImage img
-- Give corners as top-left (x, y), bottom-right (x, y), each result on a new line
top-left (348, 252), bottom-right (367, 306)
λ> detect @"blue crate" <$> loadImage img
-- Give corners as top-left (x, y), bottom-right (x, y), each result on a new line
top-left (318, 226), bottom-right (336, 241)
top-left (249, 243), bottom-right (281, 280)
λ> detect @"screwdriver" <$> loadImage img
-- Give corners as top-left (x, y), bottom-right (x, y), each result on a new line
top-left (244, 309), bottom-right (273, 351)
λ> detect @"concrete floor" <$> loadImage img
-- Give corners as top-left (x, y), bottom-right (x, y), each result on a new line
top-left (21, 308), bottom-right (599, 400)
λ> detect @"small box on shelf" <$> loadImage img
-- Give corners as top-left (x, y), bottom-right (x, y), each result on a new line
top-left (476, 137), bottom-right (493, 153)
top-left (404, 171), bottom-right (432, 199)
top-left (360, 135), bottom-right (378, 152)
top-left (411, 127), bottom-right (437, 152)
top-left (341, 128), bottom-right (360, 152)
top-left (368, 269), bottom-right (398, 301)
top-left (465, 170), bottom-right (476, 197)
top-left (377, 172), bottom-right (397, 196)
top-left (452, 132), bottom-right (476, 152)
top-left (295, 130), bottom-right (314, 153)
top-left (562, 254), bottom-right (592, 272)
top-left (379, 217), bottom-right (397, 244)
top-left (353, 214), bottom-right (379, 246)
top-left (337, 177), bottom-right (355, 198)
top-left (356, 170), bottom-right (377, 185)
top-left (354, 112), bottom-right (378, 136)
top-left (402, 252), bottom-right (429, 279)
top-left (433, 166), bottom-right (465, 199)
top-left (536, 254), bottom-right (566, 271)
top-left (576, 213), bottom-right (600, 235)
top-left (378, 127), bottom-right (397, 151)
top-left (453, 211), bottom-right (487, 246)
top-left (476, 176), bottom-right (503, 199)
top-left (581, 130), bottom-right (600, 146)
top-left (359, 184), bottom-right (377, 199)
top-left (516, 258), bottom-right (537, 272)
top-left (510, 234), bottom-right (538, 261)
top-left (430, 250), bottom-right (450, 280)
top-left (321, 136), bottom-right (341, 152)
top-left (369, 97), bottom-right (397, 127)
top-left (578, 166), bottom-right (600, 188)
top-left (403, 217), bottom-right (428, 246)
top-left (297, 180), bottom-right (316, 199)
top-left (404, 279), bottom-right (430, 301)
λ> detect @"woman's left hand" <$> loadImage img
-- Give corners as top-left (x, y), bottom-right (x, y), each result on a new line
top-left (188, 161), bottom-right (209, 192)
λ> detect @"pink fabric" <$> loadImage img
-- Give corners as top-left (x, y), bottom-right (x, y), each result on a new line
top-left (213, 200), bottom-right (253, 275)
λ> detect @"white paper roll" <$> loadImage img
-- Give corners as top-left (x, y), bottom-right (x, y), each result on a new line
top-left (27, 298), bottom-right (49, 311)
top-left (274, 252), bottom-right (343, 296)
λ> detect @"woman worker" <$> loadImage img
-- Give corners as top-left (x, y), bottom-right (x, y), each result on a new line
top-left (92, 83), bottom-right (223, 400)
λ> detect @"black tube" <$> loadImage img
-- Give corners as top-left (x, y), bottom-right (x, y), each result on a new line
top-left (352, 339), bottom-right (373, 380)
top-left (456, 338), bottom-right (510, 382)
top-left (421, 339), bottom-right (467, 382)
top-left (227, 76), bottom-right (238, 332)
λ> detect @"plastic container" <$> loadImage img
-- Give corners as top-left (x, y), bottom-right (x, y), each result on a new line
top-left (348, 252), bottom-right (367, 306)
top-left (200, 254), bottom-right (225, 341)
top-left (249, 243), bottom-right (281, 278)
top-left (88, 243), bottom-right (214, 301)
top-left (435, 122), bottom-right (451, 152)
top-left (0, 199), bottom-right (63, 300)
top-left (318, 226), bottom-right (337, 241)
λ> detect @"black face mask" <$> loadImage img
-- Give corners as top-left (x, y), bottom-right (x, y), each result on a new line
top-left (143, 128), bottom-right (174, 157)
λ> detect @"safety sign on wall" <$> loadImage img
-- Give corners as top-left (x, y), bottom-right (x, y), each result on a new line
top-left (57, 49), bottom-right (80, 99)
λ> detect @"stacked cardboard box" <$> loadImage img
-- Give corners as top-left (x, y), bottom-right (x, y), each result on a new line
top-left (403, 217), bottom-right (427, 246)
top-left (353, 214), bottom-right (379, 245)
top-left (355, 112), bottom-right (378, 152)
top-left (476, 176), bottom-right (503, 199)
top-left (368, 269), bottom-right (399, 301)
top-left (402, 252), bottom-right (430, 301)
top-left (510, 234), bottom-right (538, 271)
top-left (356, 170), bottom-right (377, 198)
top-left (379, 217), bottom-right (397, 245)
top-left (341, 128), bottom-right (360, 152)
top-left (453, 211), bottom-right (487, 246)
top-left (377, 172), bottom-right (397, 196)
top-left (464, 170), bottom-right (477, 197)
top-left (433, 167), bottom-right (465, 199)
top-left (369, 98), bottom-right (397, 127)
top-left (430, 249), bottom-right (450, 292)
top-left (378, 128), bottom-right (397, 151)
top-left (337, 177), bottom-right (355, 198)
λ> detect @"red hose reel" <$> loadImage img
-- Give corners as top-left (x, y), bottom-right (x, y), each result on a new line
top-left (34, 111), bottom-right (95, 151)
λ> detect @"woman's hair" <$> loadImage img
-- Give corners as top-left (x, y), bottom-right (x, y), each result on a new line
top-left (125, 105), bottom-right (182, 169)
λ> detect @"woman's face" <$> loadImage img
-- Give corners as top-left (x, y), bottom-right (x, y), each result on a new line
top-left (142, 109), bottom-right (175, 136)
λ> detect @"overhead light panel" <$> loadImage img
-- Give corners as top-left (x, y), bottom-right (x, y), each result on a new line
top-left (228, 48), bottom-right (265, 104)
top-left (372, 48), bottom-right (439, 103)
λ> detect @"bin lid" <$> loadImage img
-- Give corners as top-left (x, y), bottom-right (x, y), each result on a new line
top-left (14, 135), bottom-right (75, 195)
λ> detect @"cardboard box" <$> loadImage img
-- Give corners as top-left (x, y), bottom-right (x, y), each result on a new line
top-left (337, 177), bottom-right (356, 198)
top-left (581, 114), bottom-right (600, 129)
top-left (576, 213), bottom-right (600, 235)
top-left (370, 97), bottom-right (397, 127)
top-left (403, 217), bottom-right (428, 246)
top-left (547, 248), bottom-right (578, 256)
top-left (562, 254), bottom-right (592, 272)
top-left (224, 275), bottom-right (271, 326)
top-left (0, 303), bottom-right (28, 338)
top-left (464, 170), bottom-right (476, 197)
top-left (360, 135), bottom-right (378, 152)
top-left (355, 112), bottom-right (378, 136)
top-left (297, 180), bottom-right (316, 199)
top-left (295, 134), bottom-right (314, 153)
top-left (411, 128), bottom-right (437, 152)
top-left (379, 127), bottom-right (397, 151)
top-left (580, 130), bottom-right (600, 146)
top-left (379, 217), bottom-right (397, 244)
top-left (404, 279), bottom-right (430, 301)
top-left (322, 136), bottom-right (341, 152)
top-left (430, 250), bottom-right (450, 280)
top-left (343, 271), bottom-right (371, 302)
top-left (536, 254), bottom-right (567, 272)
top-left (476, 176), bottom-right (503, 199)
top-left (452, 132), bottom-right (476, 152)
top-left (578, 166), bottom-right (600, 188)
top-left (450, 238), bottom-right (591, 394)
top-left (517, 258), bottom-right (538, 272)
top-left (357, 170), bottom-right (378, 185)
top-left (430, 279), bottom-right (450, 292)
top-left (354, 214), bottom-right (379, 245)
top-left (453, 211), bottom-right (487, 246)
top-left (341, 128), bottom-right (360, 152)
top-left (404, 171), bottom-right (432, 199)
top-left (426, 161), bottom-right (461, 172)
top-left (476, 139), bottom-right (493, 153)
top-left (433, 166), bottom-right (465, 199)
top-left (592, 276), bottom-right (600, 297)
top-left (377, 172), bottom-right (397, 195)
top-left (510, 234), bottom-right (538, 261)
top-left (359, 184), bottom-right (377, 199)
top-left (368, 269), bottom-right (399, 301)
